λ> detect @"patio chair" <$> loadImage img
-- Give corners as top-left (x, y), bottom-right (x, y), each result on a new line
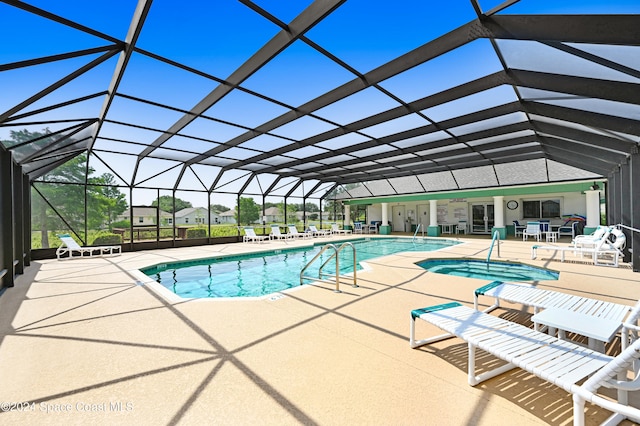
top-left (330, 223), bottom-right (352, 235)
top-left (56, 234), bottom-right (121, 260)
top-left (243, 227), bottom-right (269, 243)
top-left (456, 220), bottom-right (467, 234)
top-left (368, 221), bottom-right (380, 233)
top-left (512, 220), bottom-right (526, 237)
top-left (287, 225), bottom-right (312, 239)
top-left (558, 220), bottom-right (583, 239)
top-left (353, 222), bottom-right (364, 234)
top-left (522, 221), bottom-right (542, 241)
top-left (269, 225), bottom-right (293, 240)
top-left (410, 301), bottom-right (640, 426)
top-left (309, 225), bottom-right (330, 237)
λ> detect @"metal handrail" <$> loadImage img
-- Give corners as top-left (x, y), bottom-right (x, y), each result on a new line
top-left (300, 242), bottom-right (358, 293)
top-left (412, 223), bottom-right (421, 242)
top-left (487, 230), bottom-right (500, 263)
top-left (617, 224), bottom-right (640, 234)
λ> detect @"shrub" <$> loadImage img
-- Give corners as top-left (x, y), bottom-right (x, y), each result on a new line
top-left (210, 225), bottom-right (237, 237)
top-left (111, 220), bottom-right (130, 229)
top-left (92, 232), bottom-right (122, 245)
top-left (186, 227), bottom-right (207, 239)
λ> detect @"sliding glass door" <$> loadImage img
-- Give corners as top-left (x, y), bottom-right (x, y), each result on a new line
top-left (471, 204), bottom-right (494, 234)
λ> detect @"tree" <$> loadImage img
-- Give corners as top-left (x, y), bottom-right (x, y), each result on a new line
top-left (152, 195), bottom-right (192, 213)
top-left (89, 173), bottom-right (128, 230)
top-left (31, 152), bottom-right (93, 247)
top-left (236, 197), bottom-right (260, 225)
top-left (4, 129), bottom-right (130, 247)
top-left (209, 204), bottom-right (229, 213)
top-left (304, 202), bottom-right (320, 212)
top-left (323, 184), bottom-right (359, 221)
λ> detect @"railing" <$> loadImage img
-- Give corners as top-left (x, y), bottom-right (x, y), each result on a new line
top-left (617, 224), bottom-right (640, 234)
top-left (412, 223), bottom-right (421, 242)
top-left (300, 242), bottom-right (358, 293)
top-left (616, 224), bottom-right (639, 257)
top-left (487, 230), bottom-right (500, 263)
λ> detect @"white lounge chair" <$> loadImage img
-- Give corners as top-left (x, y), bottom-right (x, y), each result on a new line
top-left (410, 301), bottom-right (640, 426)
top-left (56, 234), bottom-right (121, 260)
top-left (531, 228), bottom-right (624, 267)
top-left (474, 281), bottom-right (633, 320)
top-left (474, 281), bottom-right (633, 350)
top-left (522, 221), bottom-right (542, 241)
top-left (287, 225), bottom-right (312, 239)
top-left (243, 227), bottom-right (269, 243)
top-left (269, 225), bottom-right (293, 240)
top-left (330, 223), bottom-right (352, 235)
top-left (573, 226), bottom-right (609, 249)
top-left (309, 225), bottom-right (330, 237)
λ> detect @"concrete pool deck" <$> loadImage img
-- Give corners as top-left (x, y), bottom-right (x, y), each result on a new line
top-left (0, 235), bottom-right (638, 425)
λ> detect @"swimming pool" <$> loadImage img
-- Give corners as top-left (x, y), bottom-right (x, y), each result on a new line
top-left (416, 258), bottom-right (559, 282)
top-left (142, 237), bottom-right (459, 298)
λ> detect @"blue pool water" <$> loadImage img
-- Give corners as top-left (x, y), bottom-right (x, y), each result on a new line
top-left (142, 237), bottom-right (459, 298)
top-left (417, 258), bottom-right (559, 282)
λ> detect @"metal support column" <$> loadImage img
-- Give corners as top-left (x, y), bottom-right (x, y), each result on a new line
top-left (620, 160), bottom-right (632, 263)
top-left (12, 163), bottom-right (24, 274)
top-left (0, 149), bottom-right (15, 288)
top-left (631, 153), bottom-right (640, 272)
top-left (22, 177), bottom-right (31, 267)
top-left (608, 167), bottom-right (621, 226)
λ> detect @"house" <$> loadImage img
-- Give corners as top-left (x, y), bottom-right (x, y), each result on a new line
top-left (263, 206), bottom-right (282, 223)
top-left (117, 207), bottom-right (173, 226)
top-left (218, 209), bottom-right (236, 224)
top-left (174, 207), bottom-right (209, 225)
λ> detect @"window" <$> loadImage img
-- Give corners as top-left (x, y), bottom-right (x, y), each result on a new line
top-left (185, 218), bottom-right (189, 223)
top-left (167, 218), bottom-right (172, 224)
top-left (138, 217), bottom-right (144, 223)
top-left (522, 199), bottom-right (560, 219)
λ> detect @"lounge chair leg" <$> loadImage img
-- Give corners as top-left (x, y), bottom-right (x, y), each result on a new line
top-left (409, 316), bottom-right (454, 348)
top-left (468, 343), bottom-right (477, 385)
top-left (572, 394), bottom-right (586, 426)
top-left (468, 342), bottom-right (517, 386)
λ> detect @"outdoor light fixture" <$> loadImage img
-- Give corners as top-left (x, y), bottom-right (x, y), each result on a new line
top-left (590, 182), bottom-right (600, 190)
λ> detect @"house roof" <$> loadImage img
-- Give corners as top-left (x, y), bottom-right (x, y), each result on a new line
top-left (174, 207), bottom-right (207, 217)
top-left (263, 207), bottom-right (281, 216)
top-left (2, 2), bottom-right (639, 201)
top-left (121, 207), bottom-right (172, 217)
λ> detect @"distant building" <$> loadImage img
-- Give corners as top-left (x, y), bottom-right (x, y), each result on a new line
top-left (263, 206), bottom-right (282, 223)
top-left (117, 207), bottom-right (172, 225)
top-left (174, 207), bottom-right (209, 225)
top-left (218, 209), bottom-right (236, 224)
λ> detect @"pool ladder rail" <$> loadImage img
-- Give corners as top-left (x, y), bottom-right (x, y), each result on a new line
top-left (300, 242), bottom-right (358, 293)
top-left (487, 230), bottom-right (500, 263)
